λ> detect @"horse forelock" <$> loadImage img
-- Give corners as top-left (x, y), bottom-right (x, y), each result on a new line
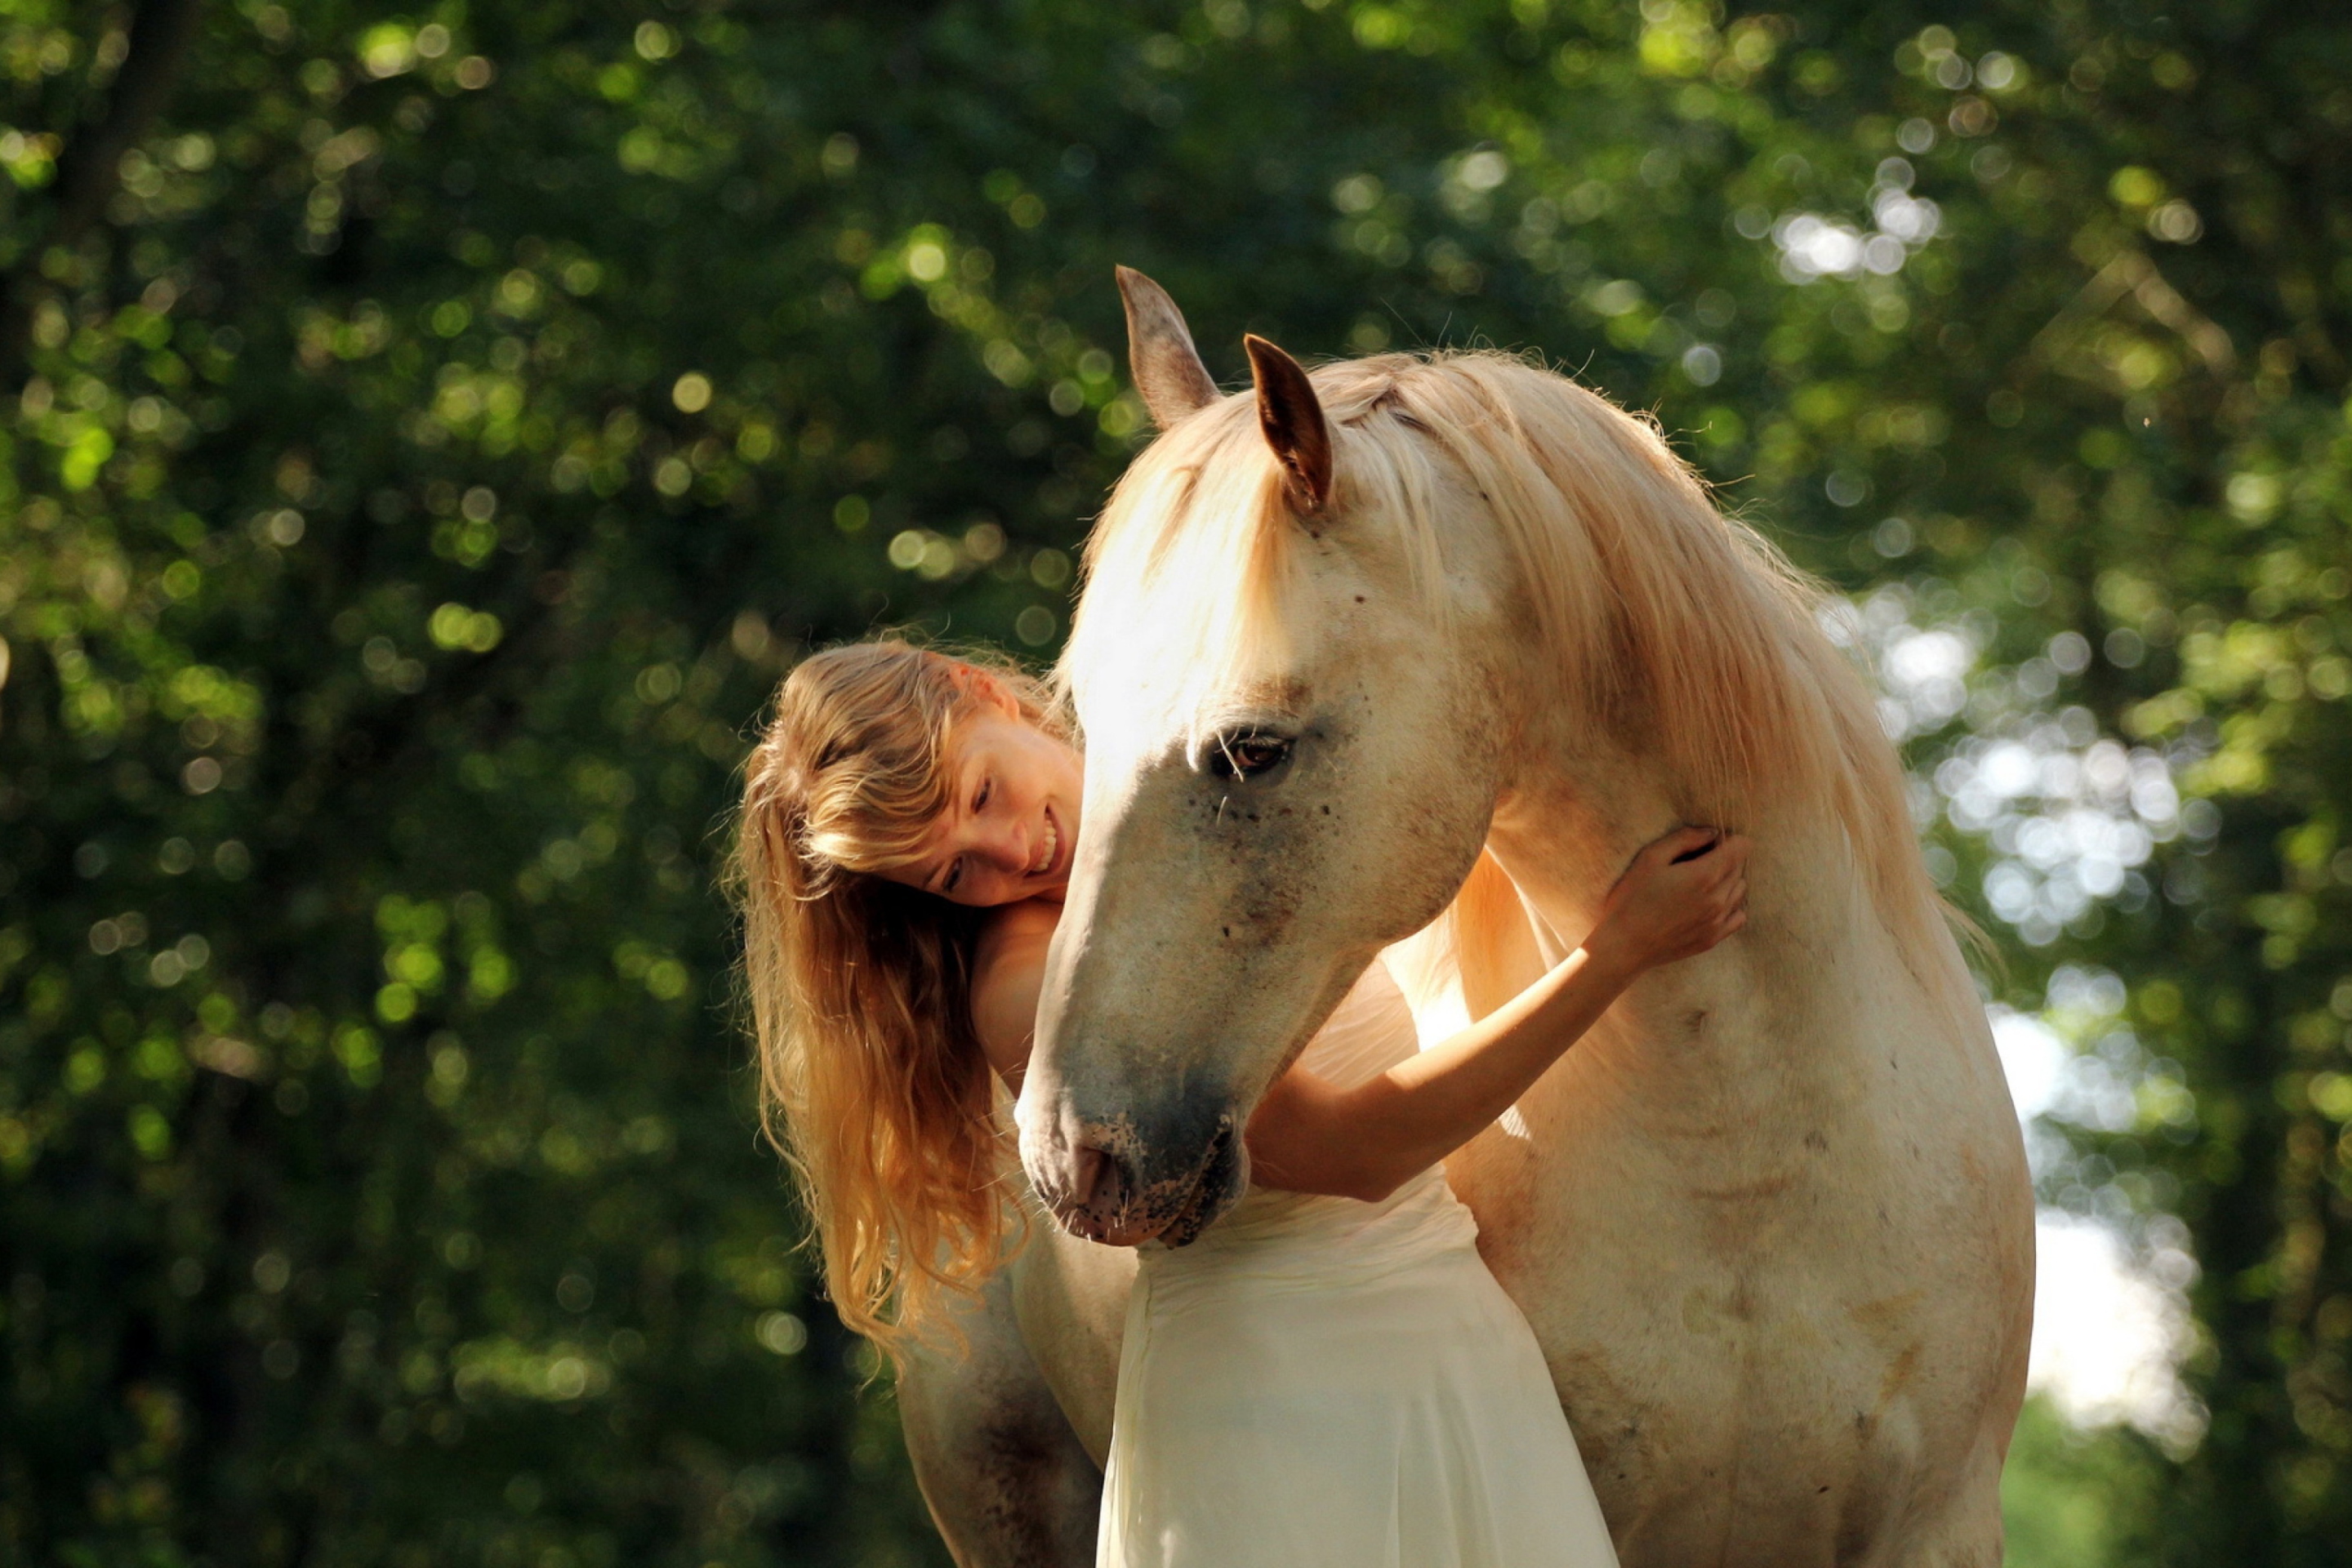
top-left (1058, 393), bottom-right (1300, 750)
top-left (1062, 349), bottom-right (1951, 970)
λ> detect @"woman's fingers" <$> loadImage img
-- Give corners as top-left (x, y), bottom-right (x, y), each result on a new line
top-left (1617, 827), bottom-right (1754, 962)
top-left (1633, 825), bottom-right (1746, 879)
top-left (1693, 832), bottom-right (1748, 887)
top-left (1659, 825), bottom-right (1724, 865)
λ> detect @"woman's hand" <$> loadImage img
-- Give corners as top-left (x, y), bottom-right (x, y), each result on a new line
top-left (1584, 826), bottom-right (1749, 981)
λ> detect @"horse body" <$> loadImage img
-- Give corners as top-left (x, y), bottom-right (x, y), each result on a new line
top-left (902, 274), bottom-right (2031, 1566)
top-left (1460, 779), bottom-right (2030, 1562)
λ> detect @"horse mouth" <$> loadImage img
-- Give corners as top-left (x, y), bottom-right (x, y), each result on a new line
top-left (1052, 1121), bottom-right (1243, 1248)
top-left (1152, 1157), bottom-right (1232, 1248)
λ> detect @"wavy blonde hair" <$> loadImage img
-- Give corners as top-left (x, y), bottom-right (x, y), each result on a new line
top-left (730, 637), bottom-right (1062, 1349)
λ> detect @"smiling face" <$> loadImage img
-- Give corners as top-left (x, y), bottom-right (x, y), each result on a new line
top-left (877, 684), bottom-right (1085, 909)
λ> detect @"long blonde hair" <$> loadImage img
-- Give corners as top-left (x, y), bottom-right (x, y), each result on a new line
top-left (730, 638), bottom-right (1062, 1348)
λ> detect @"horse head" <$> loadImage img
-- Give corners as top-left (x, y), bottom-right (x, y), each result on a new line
top-left (1015, 270), bottom-right (1521, 1245)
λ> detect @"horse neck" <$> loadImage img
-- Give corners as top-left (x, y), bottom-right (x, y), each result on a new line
top-left (1481, 731), bottom-right (1690, 953)
top-left (1480, 706), bottom-right (1877, 1027)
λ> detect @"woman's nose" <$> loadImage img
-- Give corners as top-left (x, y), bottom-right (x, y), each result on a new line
top-left (975, 819), bottom-right (1029, 873)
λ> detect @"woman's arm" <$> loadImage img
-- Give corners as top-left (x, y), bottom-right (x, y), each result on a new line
top-left (1245, 827), bottom-right (1748, 1203)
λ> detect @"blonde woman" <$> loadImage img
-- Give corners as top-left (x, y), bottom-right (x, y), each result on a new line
top-left (733, 637), bottom-right (1748, 1568)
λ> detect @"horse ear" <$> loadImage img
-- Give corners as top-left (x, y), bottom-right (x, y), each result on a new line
top-left (1116, 266), bottom-right (1218, 430)
top-left (1244, 334), bottom-right (1331, 516)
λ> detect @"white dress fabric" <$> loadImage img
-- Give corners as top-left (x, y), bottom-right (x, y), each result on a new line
top-left (1095, 960), bottom-right (1620, 1568)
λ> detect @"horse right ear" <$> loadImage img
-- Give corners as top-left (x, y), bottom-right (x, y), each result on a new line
top-left (1243, 334), bottom-right (1331, 516)
top-left (1116, 266), bottom-right (1219, 430)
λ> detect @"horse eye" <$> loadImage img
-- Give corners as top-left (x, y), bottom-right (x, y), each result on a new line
top-left (1206, 733), bottom-right (1294, 782)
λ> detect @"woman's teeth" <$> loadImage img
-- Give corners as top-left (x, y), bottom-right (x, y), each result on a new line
top-left (1031, 815), bottom-right (1058, 875)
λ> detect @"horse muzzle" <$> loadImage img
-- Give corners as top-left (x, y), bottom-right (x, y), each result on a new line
top-left (1018, 1102), bottom-right (1247, 1248)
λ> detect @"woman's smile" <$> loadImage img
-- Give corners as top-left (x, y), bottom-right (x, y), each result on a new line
top-left (876, 679), bottom-right (1085, 908)
top-left (1031, 806), bottom-right (1062, 880)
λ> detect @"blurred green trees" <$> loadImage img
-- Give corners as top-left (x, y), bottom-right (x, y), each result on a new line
top-left (0, 2), bottom-right (2345, 1564)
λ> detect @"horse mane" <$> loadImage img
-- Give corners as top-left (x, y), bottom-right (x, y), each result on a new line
top-left (1062, 349), bottom-right (1955, 992)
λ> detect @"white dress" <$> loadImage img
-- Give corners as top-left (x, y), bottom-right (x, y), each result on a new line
top-left (1095, 961), bottom-right (1620, 1568)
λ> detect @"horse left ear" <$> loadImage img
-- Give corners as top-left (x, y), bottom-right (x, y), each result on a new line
top-left (1244, 334), bottom-right (1332, 516)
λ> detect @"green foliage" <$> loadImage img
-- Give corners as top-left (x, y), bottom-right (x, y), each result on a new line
top-left (0, 0), bottom-right (2347, 1562)
top-left (2002, 1396), bottom-right (2167, 1568)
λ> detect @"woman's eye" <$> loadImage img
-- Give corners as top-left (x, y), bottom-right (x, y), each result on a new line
top-left (1206, 733), bottom-right (1294, 781)
top-left (974, 778), bottom-right (991, 812)
top-left (943, 858), bottom-right (964, 893)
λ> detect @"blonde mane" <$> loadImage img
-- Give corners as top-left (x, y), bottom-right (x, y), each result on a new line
top-left (1062, 350), bottom-right (1951, 977)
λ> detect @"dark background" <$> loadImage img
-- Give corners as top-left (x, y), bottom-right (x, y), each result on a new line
top-left (2, 2), bottom-right (2347, 1563)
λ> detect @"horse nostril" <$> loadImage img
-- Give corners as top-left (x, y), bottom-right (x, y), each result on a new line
top-left (1071, 1147), bottom-right (1107, 1209)
top-left (1070, 1144), bottom-right (1135, 1214)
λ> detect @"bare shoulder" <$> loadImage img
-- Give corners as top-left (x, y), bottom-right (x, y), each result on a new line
top-left (975, 898), bottom-right (1059, 982)
top-left (970, 899), bottom-right (1061, 1078)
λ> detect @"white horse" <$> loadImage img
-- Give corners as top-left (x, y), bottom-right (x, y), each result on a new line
top-left (893, 270), bottom-right (2034, 1567)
